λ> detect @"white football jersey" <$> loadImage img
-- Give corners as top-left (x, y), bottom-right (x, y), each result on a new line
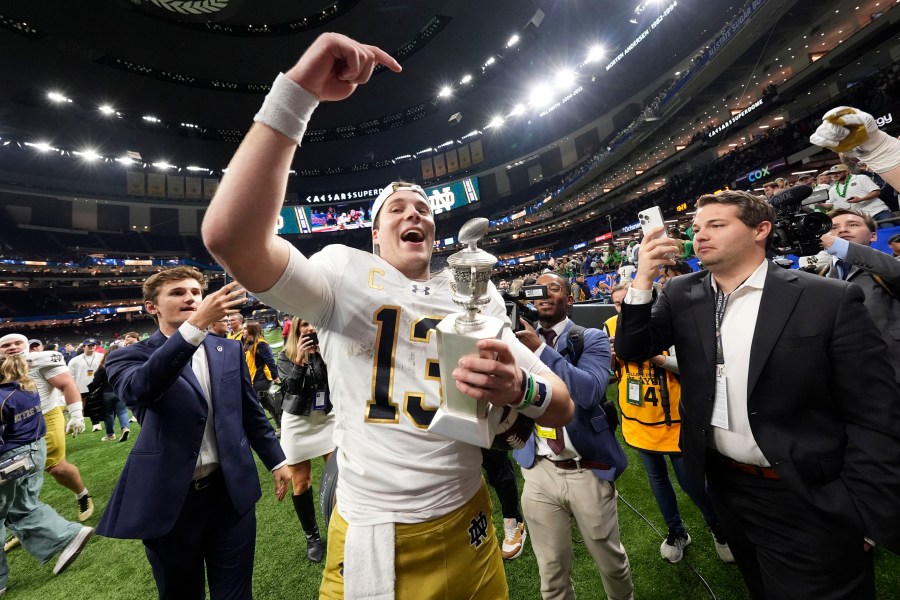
top-left (26, 350), bottom-right (69, 413)
top-left (258, 244), bottom-right (547, 525)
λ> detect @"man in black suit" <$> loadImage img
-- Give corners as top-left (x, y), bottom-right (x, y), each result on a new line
top-left (615, 190), bottom-right (900, 599)
top-left (98, 267), bottom-right (291, 599)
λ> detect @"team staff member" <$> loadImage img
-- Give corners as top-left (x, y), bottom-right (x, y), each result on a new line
top-left (0, 354), bottom-right (94, 589)
top-left (616, 190), bottom-right (900, 599)
top-left (606, 285), bottom-right (732, 564)
top-left (226, 313), bottom-right (244, 340)
top-left (202, 33), bottom-right (574, 599)
top-left (97, 268), bottom-right (291, 599)
top-left (0, 335), bottom-right (92, 522)
top-left (277, 319), bottom-right (334, 563)
top-left (513, 273), bottom-right (632, 600)
top-left (241, 320), bottom-right (280, 433)
top-left (67, 339), bottom-right (104, 432)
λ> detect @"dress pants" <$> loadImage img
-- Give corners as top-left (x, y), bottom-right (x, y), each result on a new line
top-left (143, 470), bottom-right (256, 600)
top-left (706, 453), bottom-right (874, 600)
top-left (481, 448), bottom-right (522, 521)
top-left (522, 458), bottom-right (633, 600)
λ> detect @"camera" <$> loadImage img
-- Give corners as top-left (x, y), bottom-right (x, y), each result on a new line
top-left (503, 285), bottom-right (549, 332)
top-left (769, 186), bottom-right (832, 256)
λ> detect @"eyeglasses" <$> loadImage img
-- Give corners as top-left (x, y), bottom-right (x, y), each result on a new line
top-left (546, 284), bottom-right (564, 293)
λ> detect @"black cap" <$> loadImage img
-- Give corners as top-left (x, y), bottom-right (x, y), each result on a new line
top-left (888, 233), bottom-right (900, 244)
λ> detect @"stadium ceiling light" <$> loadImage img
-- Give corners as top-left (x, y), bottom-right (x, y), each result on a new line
top-left (99, 104), bottom-right (116, 115)
top-left (554, 70), bottom-right (577, 89)
top-left (152, 161), bottom-right (173, 169)
top-left (509, 104), bottom-right (526, 117)
top-left (629, 18), bottom-right (638, 24)
top-left (186, 165), bottom-right (207, 172)
top-left (438, 86), bottom-right (453, 98)
top-left (487, 116), bottom-right (504, 129)
top-left (27, 141), bottom-right (54, 152)
top-left (484, 56), bottom-right (496, 67)
top-left (116, 156), bottom-right (135, 165)
top-left (142, 115), bottom-right (160, 123)
top-left (75, 149), bottom-right (101, 161)
top-left (460, 74), bottom-right (473, 85)
top-left (528, 84), bottom-right (554, 107)
top-left (506, 34), bottom-right (520, 48)
top-left (47, 91), bottom-right (71, 103)
top-left (586, 45), bottom-right (605, 63)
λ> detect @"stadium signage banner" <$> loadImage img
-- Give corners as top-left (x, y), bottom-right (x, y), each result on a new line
top-left (621, 222), bottom-right (641, 233)
top-left (707, 98), bottom-right (764, 138)
top-left (278, 177), bottom-right (480, 235)
top-left (707, 0), bottom-right (765, 61)
top-left (734, 158), bottom-right (787, 187)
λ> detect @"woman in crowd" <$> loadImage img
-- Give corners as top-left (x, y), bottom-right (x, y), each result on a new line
top-left (241, 320), bottom-right (281, 434)
top-left (276, 319), bottom-right (334, 563)
top-left (0, 353), bottom-right (93, 588)
top-left (86, 347), bottom-right (130, 442)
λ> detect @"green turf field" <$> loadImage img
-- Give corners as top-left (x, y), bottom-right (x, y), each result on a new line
top-left (9, 385), bottom-right (900, 598)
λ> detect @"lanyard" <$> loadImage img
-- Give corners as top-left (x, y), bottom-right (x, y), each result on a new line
top-left (714, 289), bottom-right (729, 365)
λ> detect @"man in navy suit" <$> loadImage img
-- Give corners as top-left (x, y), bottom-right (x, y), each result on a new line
top-left (97, 266), bottom-right (291, 599)
top-left (616, 191), bottom-right (900, 599)
top-left (513, 273), bottom-right (632, 600)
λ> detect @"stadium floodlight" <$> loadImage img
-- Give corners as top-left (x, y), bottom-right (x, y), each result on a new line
top-left (152, 161), bottom-right (173, 170)
top-left (47, 91), bottom-right (71, 103)
top-left (487, 116), bottom-right (504, 129)
top-left (506, 34), bottom-right (520, 48)
top-left (528, 84), bottom-right (554, 107)
top-left (143, 115), bottom-right (161, 123)
top-left (186, 166), bottom-right (207, 172)
top-left (586, 45), bottom-right (605, 63)
top-left (554, 69), bottom-right (577, 90)
top-left (99, 104), bottom-right (116, 115)
top-left (28, 141), bottom-right (54, 152)
top-left (117, 156), bottom-right (135, 165)
top-left (508, 104), bottom-right (526, 117)
top-left (460, 74), bottom-right (473, 85)
top-left (438, 86), bottom-right (453, 98)
top-left (76, 149), bottom-right (101, 161)
top-left (484, 56), bottom-right (496, 67)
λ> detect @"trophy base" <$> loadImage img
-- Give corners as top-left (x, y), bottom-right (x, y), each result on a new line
top-left (428, 405), bottom-right (496, 448)
top-left (427, 314), bottom-right (506, 448)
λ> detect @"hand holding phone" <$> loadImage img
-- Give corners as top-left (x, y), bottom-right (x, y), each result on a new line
top-left (638, 206), bottom-right (668, 241)
top-left (303, 332), bottom-right (319, 347)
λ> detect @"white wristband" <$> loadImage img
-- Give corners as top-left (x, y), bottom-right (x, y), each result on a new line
top-left (850, 130), bottom-right (900, 174)
top-left (67, 401), bottom-right (84, 418)
top-left (253, 73), bottom-right (320, 145)
top-left (515, 372), bottom-right (552, 420)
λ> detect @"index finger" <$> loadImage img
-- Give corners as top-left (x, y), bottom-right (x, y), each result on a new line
top-left (476, 338), bottom-right (514, 365)
top-left (363, 44), bottom-right (401, 73)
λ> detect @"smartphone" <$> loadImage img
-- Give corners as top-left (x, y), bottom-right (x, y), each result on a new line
top-left (638, 206), bottom-right (668, 241)
top-left (304, 332), bottom-right (319, 346)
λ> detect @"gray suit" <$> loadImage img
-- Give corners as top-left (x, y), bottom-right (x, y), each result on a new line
top-left (824, 242), bottom-right (900, 383)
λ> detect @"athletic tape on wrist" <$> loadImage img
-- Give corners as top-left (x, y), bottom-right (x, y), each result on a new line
top-left (253, 73), bottom-right (319, 145)
top-left (853, 131), bottom-right (900, 174)
top-left (515, 371), bottom-right (552, 420)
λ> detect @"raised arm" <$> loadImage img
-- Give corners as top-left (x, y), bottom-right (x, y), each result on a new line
top-left (202, 33), bottom-right (401, 293)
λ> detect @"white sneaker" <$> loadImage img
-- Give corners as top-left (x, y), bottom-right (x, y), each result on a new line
top-left (500, 518), bottom-right (527, 560)
top-left (714, 539), bottom-right (735, 563)
top-left (53, 526), bottom-right (93, 574)
top-left (129, 416), bottom-right (137, 423)
top-left (660, 529), bottom-right (691, 563)
top-left (3, 536), bottom-right (19, 552)
top-left (91, 424), bottom-right (102, 432)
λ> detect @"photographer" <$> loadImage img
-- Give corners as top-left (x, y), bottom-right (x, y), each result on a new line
top-left (819, 209), bottom-right (900, 383)
top-left (512, 273), bottom-right (632, 600)
top-left (276, 319), bottom-right (334, 563)
top-left (0, 353), bottom-right (93, 588)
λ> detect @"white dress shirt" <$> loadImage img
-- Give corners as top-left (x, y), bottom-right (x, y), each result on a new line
top-left (177, 321), bottom-right (221, 479)
top-left (625, 259), bottom-right (771, 465)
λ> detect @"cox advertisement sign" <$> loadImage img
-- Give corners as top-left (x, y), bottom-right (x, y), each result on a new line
top-left (734, 158), bottom-right (787, 187)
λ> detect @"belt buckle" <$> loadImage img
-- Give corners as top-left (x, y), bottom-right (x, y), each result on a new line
top-left (574, 458), bottom-right (583, 473)
top-left (193, 475), bottom-right (210, 491)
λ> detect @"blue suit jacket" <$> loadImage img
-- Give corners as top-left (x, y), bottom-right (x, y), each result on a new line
top-left (513, 320), bottom-right (627, 481)
top-left (97, 329), bottom-right (285, 540)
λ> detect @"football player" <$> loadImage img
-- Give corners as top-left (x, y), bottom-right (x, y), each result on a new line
top-left (0, 334), bottom-right (93, 522)
top-left (203, 33), bottom-right (575, 598)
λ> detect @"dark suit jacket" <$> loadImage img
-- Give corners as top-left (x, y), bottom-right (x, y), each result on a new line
top-left (615, 261), bottom-right (900, 552)
top-left (823, 242), bottom-right (900, 383)
top-left (97, 329), bottom-right (285, 540)
top-left (514, 320), bottom-right (627, 482)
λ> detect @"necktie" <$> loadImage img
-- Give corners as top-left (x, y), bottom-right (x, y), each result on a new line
top-left (541, 329), bottom-right (557, 349)
top-left (540, 329), bottom-right (566, 454)
top-left (836, 259), bottom-right (852, 280)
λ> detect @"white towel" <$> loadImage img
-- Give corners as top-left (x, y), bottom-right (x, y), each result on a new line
top-left (343, 522), bottom-right (396, 599)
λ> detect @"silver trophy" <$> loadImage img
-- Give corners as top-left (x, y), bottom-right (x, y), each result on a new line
top-left (428, 218), bottom-right (506, 448)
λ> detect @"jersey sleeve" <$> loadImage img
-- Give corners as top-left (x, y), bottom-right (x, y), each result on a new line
top-left (30, 351), bottom-right (69, 380)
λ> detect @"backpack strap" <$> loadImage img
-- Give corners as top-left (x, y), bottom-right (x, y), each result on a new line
top-left (559, 324), bottom-right (586, 364)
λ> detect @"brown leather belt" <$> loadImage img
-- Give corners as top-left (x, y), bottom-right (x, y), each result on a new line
top-left (711, 451), bottom-right (781, 480)
top-left (538, 456), bottom-right (611, 471)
